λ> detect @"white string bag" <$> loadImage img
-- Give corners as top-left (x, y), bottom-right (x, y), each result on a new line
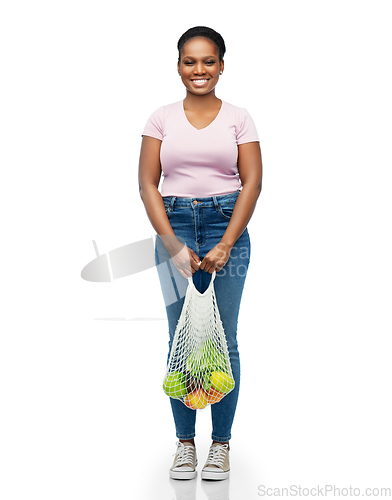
top-left (163, 271), bottom-right (235, 409)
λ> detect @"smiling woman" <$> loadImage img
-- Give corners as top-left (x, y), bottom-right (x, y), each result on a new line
top-left (138, 25), bottom-right (263, 482)
top-left (177, 29), bottom-right (225, 129)
top-left (179, 39), bottom-right (223, 95)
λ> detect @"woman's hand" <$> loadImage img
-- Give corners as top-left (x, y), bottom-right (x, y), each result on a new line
top-left (199, 242), bottom-right (232, 274)
top-left (168, 243), bottom-right (201, 279)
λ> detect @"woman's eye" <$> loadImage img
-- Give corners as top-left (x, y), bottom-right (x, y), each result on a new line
top-left (183, 61), bottom-right (215, 66)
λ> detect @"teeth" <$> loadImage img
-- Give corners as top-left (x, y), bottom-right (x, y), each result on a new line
top-left (192, 79), bottom-right (208, 82)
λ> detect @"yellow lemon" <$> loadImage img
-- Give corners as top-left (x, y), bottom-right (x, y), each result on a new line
top-left (210, 371), bottom-right (235, 393)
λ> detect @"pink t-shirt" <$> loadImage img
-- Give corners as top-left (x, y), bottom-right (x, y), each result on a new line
top-left (141, 99), bottom-right (260, 197)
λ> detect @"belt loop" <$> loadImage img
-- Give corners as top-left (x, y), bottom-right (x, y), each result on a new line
top-left (170, 197), bottom-right (176, 210)
top-left (212, 195), bottom-right (219, 211)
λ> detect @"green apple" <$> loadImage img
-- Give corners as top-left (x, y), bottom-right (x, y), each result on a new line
top-left (163, 371), bottom-right (187, 398)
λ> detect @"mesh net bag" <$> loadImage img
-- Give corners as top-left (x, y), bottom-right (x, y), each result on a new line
top-left (162, 271), bottom-right (235, 409)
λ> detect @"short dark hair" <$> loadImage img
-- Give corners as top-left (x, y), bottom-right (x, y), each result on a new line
top-left (177, 26), bottom-right (226, 62)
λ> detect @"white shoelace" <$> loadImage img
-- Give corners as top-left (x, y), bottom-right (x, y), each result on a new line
top-left (205, 443), bottom-right (229, 467)
top-left (172, 441), bottom-right (195, 467)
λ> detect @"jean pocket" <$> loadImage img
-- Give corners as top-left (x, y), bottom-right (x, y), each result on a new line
top-left (164, 203), bottom-right (172, 216)
top-left (218, 202), bottom-right (235, 219)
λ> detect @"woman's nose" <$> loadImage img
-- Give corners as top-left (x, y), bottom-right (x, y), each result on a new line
top-left (194, 62), bottom-right (205, 75)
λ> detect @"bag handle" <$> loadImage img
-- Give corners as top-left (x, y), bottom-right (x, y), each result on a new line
top-left (187, 269), bottom-right (216, 296)
top-left (187, 269), bottom-right (216, 282)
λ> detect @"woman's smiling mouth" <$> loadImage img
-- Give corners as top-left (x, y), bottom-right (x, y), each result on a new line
top-left (190, 78), bottom-right (210, 87)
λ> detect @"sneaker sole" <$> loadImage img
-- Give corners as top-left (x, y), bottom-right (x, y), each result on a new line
top-left (201, 469), bottom-right (230, 480)
top-left (169, 469), bottom-right (197, 480)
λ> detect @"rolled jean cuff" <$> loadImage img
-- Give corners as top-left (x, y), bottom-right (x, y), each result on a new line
top-left (211, 434), bottom-right (231, 442)
top-left (177, 433), bottom-right (196, 440)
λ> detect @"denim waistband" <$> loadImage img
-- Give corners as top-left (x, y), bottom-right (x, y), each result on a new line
top-left (162, 189), bottom-right (240, 208)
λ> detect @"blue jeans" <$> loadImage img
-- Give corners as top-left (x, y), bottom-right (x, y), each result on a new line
top-left (154, 190), bottom-right (251, 443)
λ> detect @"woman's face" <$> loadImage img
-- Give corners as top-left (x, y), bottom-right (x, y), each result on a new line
top-left (177, 37), bottom-right (224, 96)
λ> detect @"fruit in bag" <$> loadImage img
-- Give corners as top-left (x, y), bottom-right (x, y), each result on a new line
top-left (163, 372), bottom-right (187, 398)
top-left (186, 344), bottom-right (229, 378)
top-left (207, 387), bottom-right (225, 404)
top-left (210, 371), bottom-right (235, 393)
top-left (184, 388), bottom-right (208, 409)
top-left (164, 271), bottom-right (235, 409)
top-left (185, 372), bottom-right (199, 393)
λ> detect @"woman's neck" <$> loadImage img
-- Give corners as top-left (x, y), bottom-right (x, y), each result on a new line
top-left (183, 90), bottom-right (221, 111)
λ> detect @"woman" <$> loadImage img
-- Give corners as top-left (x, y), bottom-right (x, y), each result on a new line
top-left (138, 26), bottom-right (262, 481)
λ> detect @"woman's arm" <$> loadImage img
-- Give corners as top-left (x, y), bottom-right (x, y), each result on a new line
top-left (138, 136), bottom-right (200, 277)
top-left (138, 136), bottom-right (174, 238)
top-left (199, 141), bottom-right (263, 273)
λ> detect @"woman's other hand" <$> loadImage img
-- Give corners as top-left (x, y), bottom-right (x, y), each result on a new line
top-left (166, 241), bottom-right (201, 279)
top-left (199, 242), bottom-right (232, 274)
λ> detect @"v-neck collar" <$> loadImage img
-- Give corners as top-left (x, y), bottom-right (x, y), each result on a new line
top-left (182, 99), bottom-right (224, 131)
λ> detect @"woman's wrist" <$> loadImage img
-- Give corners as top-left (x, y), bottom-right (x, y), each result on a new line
top-left (217, 239), bottom-right (234, 251)
top-left (159, 234), bottom-right (183, 254)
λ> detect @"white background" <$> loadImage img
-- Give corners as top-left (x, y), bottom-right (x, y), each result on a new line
top-left (1, 1), bottom-right (391, 499)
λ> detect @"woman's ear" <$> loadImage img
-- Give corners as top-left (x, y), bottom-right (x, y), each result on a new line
top-left (220, 59), bottom-right (224, 74)
top-left (177, 61), bottom-right (180, 75)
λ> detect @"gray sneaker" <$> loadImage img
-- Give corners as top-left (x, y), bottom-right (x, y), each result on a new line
top-left (170, 441), bottom-right (198, 480)
top-left (201, 443), bottom-right (230, 480)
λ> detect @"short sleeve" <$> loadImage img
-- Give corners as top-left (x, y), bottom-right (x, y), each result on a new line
top-left (236, 108), bottom-right (259, 145)
top-left (141, 106), bottom-right (164, 141)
